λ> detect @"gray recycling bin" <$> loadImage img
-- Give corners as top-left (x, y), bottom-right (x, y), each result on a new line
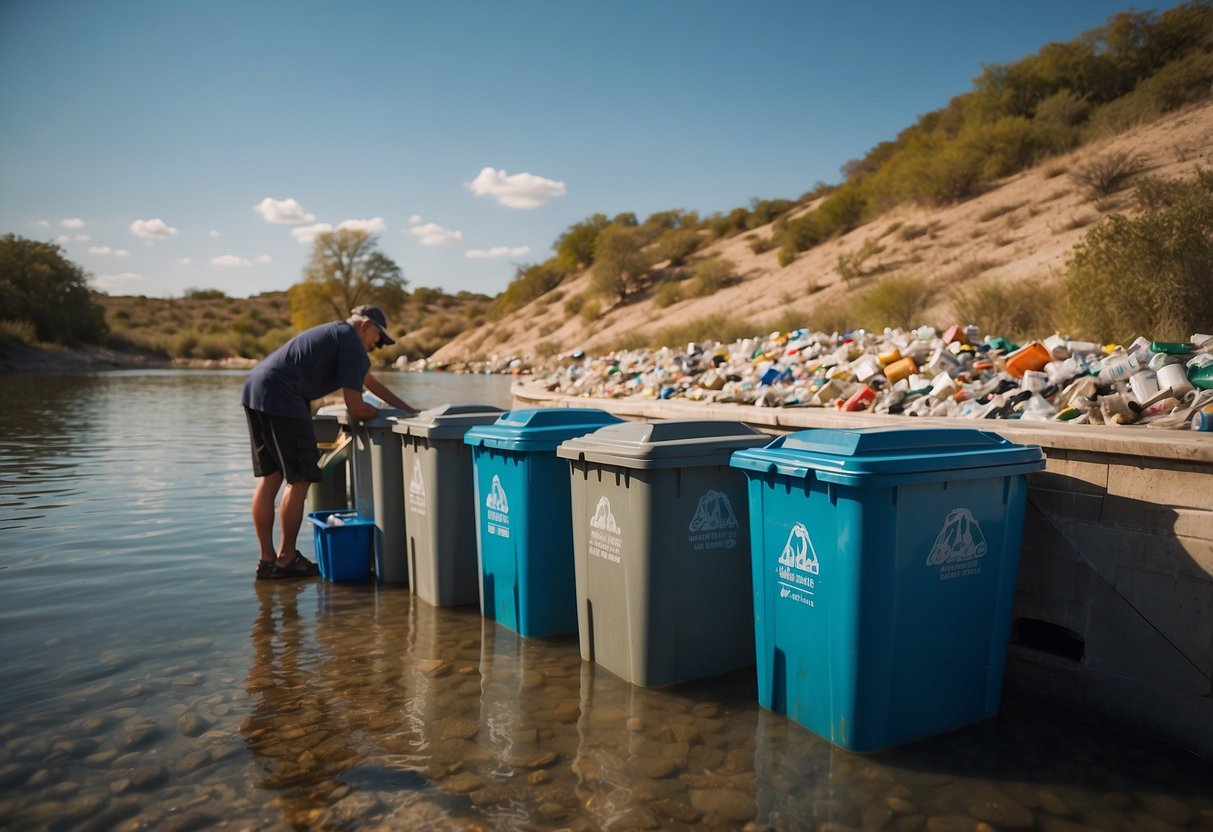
top-left (336, 407), bottom-right (413, 584)
top-left (556, 419), bottom-right (770, 686)
top-left (309, 404), bottom-right (350, 513)
top-left (392, 404), bottom-right (504, 607)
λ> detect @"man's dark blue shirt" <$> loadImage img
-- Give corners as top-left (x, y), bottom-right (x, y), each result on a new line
top-left (242, 322), bottom-right (369, 419)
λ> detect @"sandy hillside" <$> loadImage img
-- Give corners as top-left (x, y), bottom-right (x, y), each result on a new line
top-left (432, 102), bottom-right (1213, 364)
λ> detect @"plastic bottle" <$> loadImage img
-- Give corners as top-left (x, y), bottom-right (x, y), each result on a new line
top-left (1098, 351), bottom-right (1143, 384)
top-left (1193, 404), bottom-right (1213, 432)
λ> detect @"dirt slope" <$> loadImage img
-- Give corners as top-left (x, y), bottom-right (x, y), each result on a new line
top-left (432, 101), bottom-right (1213, 364)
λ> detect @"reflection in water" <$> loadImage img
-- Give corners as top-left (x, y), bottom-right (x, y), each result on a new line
top-left (1, 371), bottom-right (1212, 830)
top-left (243, 583), bottom-right (348, 811)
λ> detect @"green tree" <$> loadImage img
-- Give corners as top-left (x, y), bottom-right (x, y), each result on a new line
top-left (656, 227), bottom-right (703, 267)
top-left (553, 213), bottom-right (610, 273)
top-left (493, 259), bottom-right (566, 317)
top-left (0, 234), bottom-right (107, 344)
top-left (591, 224), bottom-right (654, 303)
top-left (287, 229), bottom-right (407, 330)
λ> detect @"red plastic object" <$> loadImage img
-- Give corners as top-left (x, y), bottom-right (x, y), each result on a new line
top-left (943, 324), bottom-right (968, 346)
top-left (838, 385), bottom-right (876, 412)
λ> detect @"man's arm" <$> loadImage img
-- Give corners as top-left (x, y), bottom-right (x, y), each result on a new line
top-left (342, 386), bottom-right (379, 420)
top-left (364, 372), bottom-right (416, 413)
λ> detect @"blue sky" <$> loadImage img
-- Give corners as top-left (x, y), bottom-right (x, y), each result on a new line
top-left (0, 0), bottom-right (1179, 299)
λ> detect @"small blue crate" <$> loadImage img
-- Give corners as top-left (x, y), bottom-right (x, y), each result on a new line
top-left (307, 510), bottom-right (374, 582)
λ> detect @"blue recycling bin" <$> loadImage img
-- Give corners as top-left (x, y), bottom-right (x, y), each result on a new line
top-left (730, 427), bottom-right (1045, 751)
top-left (464, 408), bottom-right (622, 638)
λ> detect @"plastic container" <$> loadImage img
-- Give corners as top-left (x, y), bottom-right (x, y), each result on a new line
top-left (1004, 341), bottom-right (1051, 378)
top-left (557, 420), bottom-right (770, 686)
top-left (1128, 370), bottom-right (1160, 404)
top-left (465, 408), bottom-right (622, 637)
top-left (1191, 363), bottom-right (1213, 391)
top-left (884, 356), bottom-right (917, 385)
top-left (337, 407), bottom-right (413, 583)
top-left (1157, 362), bottom-right (1195, 394)
top-left (308, 510), bottom-right (374, 582)
top-left (392, 404), bottom-right (504, 607)
top-left (730, 426), bottom-right (1045, 751)
top-left (1193, 405), bottom-right (1213, 432)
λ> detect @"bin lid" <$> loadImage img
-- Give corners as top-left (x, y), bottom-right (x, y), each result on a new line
top-left (391, 403), bottom-right (505, 439)
top-left (334, 406), bottom-right (414, 428)
top-left (464, 407), bottom-right (622, 452)
top-left (556, 419), bottom-right (769, 469)
top-left (729, 426), bottom-right (1044, 485)
top-left (314, 403), bottom-right (346, 421)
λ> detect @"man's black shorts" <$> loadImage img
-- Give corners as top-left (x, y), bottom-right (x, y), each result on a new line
top-left (244, 407), bottom-right (322, 483)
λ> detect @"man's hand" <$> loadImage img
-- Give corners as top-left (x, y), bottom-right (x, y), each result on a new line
top-left (342, 387), bottom-right (379, 420)
top-left (365, 372), bottom-right (416, 413)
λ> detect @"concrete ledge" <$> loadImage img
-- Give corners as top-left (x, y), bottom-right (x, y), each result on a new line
top-left (512, 382), bottom-right (1213, 463)
top-left (512, 381), bottom-right (1213, 758)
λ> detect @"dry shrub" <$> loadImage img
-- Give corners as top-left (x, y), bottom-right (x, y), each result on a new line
top-left (950, 276), bottom-right (1058, 342)
top-left (852, 274), bottom-right (933, 331)
top-left (1068, 150), bottom-right (1145, 200)
top-left (654, 280), bottom-right (682, 308)
top-left (579, 299), bottom-right (602, 326)
top-left (978, 202), bottom-right (1024, 222)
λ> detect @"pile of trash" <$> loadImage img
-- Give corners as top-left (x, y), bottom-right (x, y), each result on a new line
top-left (531, 327), bottom-right (1213, 431)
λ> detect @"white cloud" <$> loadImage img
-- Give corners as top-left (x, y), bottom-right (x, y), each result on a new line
top-left (34, 219), bottom-right (50, 228)
top-left (178, 257), bottom-right (192, 265)
top-left (291, 222), bottom-right (333, 244)
top-left (212, 254), bottom-right (251, 267)
top-left (55, 235), bottom-right (70, 243)
top-left (93, 272), bottom-right (142, 291)
top-left (255, 197), bottom-right (315, 224)
top-left (290, 217), bottom-right (385, 244)
top-left (88, 246), bottom-right (130, 257)
top-left (338, 217), bottom-right (386, 234)
top-left (466, 166), bottom-right (566, 209)
top-left (130, 218), bottom-right (179, 239)
top-left (60, 217), bottom-right (85, 229)
top-left (407, 215), bottom-right (462, 246)
top-left (75, 234), bottom-right (91, 241)
top-left (255, 254), bottom-right (272, 264)
top-left (209, 229), bottom-right (221, 238)
top-left (466, 245), bottom-right (530, 259)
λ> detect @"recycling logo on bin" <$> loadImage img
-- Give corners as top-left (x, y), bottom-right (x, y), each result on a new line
top-left (926, 507), bottom-right (987, 580)
top-left (687, 489), bottom-right (739, 551)
top-left (407, 458), bottom-right (427, 516)
top-left (776, 522), bottom-right (819, 608)
top-left (485, 475), bottom-right (510, 539)
top-left (588, 496), bottom-right (623, 564)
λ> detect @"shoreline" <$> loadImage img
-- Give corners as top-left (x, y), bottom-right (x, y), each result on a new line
top-left (0, 342), bottom-right (258, 373)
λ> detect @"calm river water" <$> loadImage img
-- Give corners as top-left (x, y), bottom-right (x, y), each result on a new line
top-left (0, 370), bottom-right (1210, 831)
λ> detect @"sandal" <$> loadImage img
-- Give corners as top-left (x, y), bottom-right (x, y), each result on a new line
top-left (269, 551), bottom-right (320, 580)
top-left (256, 560), bottom-right (276, 581)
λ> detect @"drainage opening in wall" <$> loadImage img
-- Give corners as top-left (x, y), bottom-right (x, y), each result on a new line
top-left (1012, 618), bottom-right (1085, 663)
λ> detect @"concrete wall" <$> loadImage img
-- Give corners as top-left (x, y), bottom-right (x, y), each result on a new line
top-left (513, 383), bottom-right (1213, 757)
